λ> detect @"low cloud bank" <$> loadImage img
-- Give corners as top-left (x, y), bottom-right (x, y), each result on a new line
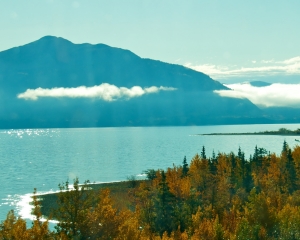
top-left (185, 56), bottom-right (300, 79)
top-left (17, 83), bottom-right (177, 101)
top-left (215, 83), bottom-right (300, 108)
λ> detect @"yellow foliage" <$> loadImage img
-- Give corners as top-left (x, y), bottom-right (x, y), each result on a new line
top-left (166, 167), bottom-right (191, 200)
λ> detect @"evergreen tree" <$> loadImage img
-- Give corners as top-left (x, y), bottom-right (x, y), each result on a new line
top-left (230, 152), bottom-right (236, 169)
top-left (238, 146), bottom-right (245, 166)
top-left (229, 152), bottom-right (238, 198)
top-left (210, 150), bottom-right (218, 175)
top-left (252, 146), bottom-right (267, 174)
top-left (287, 148), bottom-right (297, 192)
top-left (154, 170), bottom-right (176, 236)
top-left (244, 161), bottom-right (254, 192)
top-left (282, 140), bottom-right (288, 153)
top-left (201, 145), bottom-right (207, 159)
top-left (144, 169), bottom-right (157, 180)
top-left (253, 145), bottom-right (259, 164)
top-left (212, 150), bottom-right (216, 161)
top-left (281, 142), bottom-right (297, 193)
top-left (182, 156), bottom-right (189, 177)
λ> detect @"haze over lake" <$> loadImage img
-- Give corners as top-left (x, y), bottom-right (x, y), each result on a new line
top-left (1, 124), bottom-right (300, 221)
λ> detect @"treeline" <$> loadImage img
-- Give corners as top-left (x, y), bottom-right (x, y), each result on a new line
top-left (2, 141), bottom-right (300, 239)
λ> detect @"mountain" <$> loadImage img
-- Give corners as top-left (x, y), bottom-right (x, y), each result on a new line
top-left (249, 81), bottom-right (272, 87)
top-left (0, 36), bottom-right (269, 129)
top-left (0, 36), bottom-right (226, 92)
top-left (262, 107), bottom-right (300, 123)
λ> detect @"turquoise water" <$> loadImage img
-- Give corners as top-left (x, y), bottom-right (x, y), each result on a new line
top-left (1, 124), bottom-right (300, 221)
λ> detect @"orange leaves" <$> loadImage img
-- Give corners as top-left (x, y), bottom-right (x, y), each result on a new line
top-left (54, 178), bottom-right (95, 238)
top-left (0, 210), bottom-right (57, 240)
top-left (189, 154), bottom-right (210, 193)
top-left (166, 167), bottom-right (191, 200)
top-left (191, 215), bottom-right (224, 240)
top-left (276, 204), bottom-right (300, 238)
top-left (87, 188), bottom-right (154, 239)
top-left (0, 211), bottom-right (28, 240)
top-left (87, 189), bottom-right (121, 238)
top-left (159, 228), bottom-right (189, 240)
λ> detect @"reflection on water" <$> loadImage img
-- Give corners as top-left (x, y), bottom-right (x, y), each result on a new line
top-left (1, 129), bottom-right (59, 139)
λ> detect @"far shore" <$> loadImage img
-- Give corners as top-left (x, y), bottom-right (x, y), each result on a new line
top-left (198, 128), bottom-right (300, 137)
top-left (199, 133), bottom-right (300, 136)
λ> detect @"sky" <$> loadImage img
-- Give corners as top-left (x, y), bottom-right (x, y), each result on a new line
top-left (1, 0), bottom-right (300, 107)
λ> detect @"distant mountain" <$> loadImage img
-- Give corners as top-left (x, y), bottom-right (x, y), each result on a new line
top-left (0, 36), bottom-right (276, 129)
top-left (262, 107), bottom-right (300, 123)
top-left (249, 81), bottom-right (272, 87)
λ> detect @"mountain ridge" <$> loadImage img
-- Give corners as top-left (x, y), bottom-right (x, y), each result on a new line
top-left (0, 36), bottom-right (226, 91)
top-left (0, 36), bottom-right (284, 129)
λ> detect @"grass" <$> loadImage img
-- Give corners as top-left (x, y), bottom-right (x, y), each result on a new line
top-left (38, 180), bottom-right (146, 218)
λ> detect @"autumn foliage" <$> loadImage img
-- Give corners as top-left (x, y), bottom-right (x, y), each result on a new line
top-left (2, 141), bottom-right (300, 239)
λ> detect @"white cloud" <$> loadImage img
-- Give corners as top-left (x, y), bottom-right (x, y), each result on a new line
top-left (281, 56), bottom-right (300, 65)
top-left (185, 56), bottom-right (300, 79)
top-left (215, 83), bottom-right (300, 108)
top-left (17, 83), bottom-right (177, 101)
top-left (261, 59), bottom-right (274, 64)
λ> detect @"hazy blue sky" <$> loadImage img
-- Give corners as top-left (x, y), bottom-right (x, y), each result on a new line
top-left (1, 0), bottom-right (300, 81)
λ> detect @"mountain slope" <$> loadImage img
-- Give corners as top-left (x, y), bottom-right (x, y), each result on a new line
top-left (0, 36), bottom-right (226, 93)
top-left (0, 36), bottom-right (266, 128)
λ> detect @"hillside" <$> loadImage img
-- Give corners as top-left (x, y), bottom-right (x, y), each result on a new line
top-left (0, 36), bottom-right (226, 92)
top-left (0, 36), bottom-right (267, 128)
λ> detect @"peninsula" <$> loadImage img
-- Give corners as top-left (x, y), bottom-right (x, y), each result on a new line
top-left (199, 128), bottom-right (300, 136)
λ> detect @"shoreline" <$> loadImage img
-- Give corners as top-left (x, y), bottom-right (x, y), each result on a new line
top-left (199, 133), bottom-right (300, 136)
top-left (198, 128), bottom-right (300, 136)
top-left (16, 180), bottom-right (138, 222)
top-left (37, 180), bottom-right (144, 218)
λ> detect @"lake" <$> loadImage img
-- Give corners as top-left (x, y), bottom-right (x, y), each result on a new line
top-left (1, 123), bottom-right (300, 222)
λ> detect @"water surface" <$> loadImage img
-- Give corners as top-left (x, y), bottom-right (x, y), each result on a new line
top-left (1, 124), bottom-right (300, 221)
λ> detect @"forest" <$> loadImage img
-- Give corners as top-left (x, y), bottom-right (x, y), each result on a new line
top-left (1, 141), bottom-right (300, 239)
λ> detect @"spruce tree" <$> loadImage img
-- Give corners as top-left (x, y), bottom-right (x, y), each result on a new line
top-left (154, 171), bottom-right (176, 236)
top-left (182, 156), bottom-right (189, 177)
top-left (210, 150), bottom-right (218, 175)
top-left (282, 141), bottom-right (297, 193)
top-left (201, 146), bottom-right (207, 159)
